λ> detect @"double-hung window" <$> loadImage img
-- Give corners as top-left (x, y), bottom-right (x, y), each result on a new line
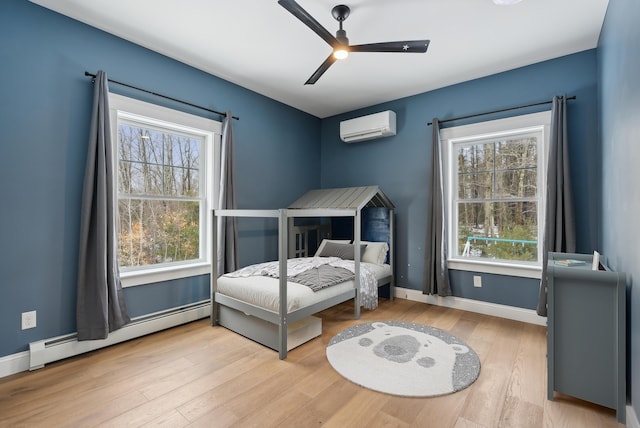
top-left (441, 111), bottom-right (550, 278)
top-left (109, 94), bottom-right (221, 286)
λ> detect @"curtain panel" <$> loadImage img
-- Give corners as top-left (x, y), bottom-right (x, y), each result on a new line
top-left (423, 118), bottom-right (452, 296)
top-left (216, 111), bottom-right (239, 275)
top-left (537, 95), bottom-right (576, 316)
top-left (76, 70), bottom-right (130, 340)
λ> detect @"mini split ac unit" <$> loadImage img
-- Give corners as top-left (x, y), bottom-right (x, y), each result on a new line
top-left (340, 110), bottom-right (396, 143)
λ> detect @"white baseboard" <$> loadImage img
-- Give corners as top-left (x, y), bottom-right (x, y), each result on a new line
top-left (394, 286), bottom-right (547, 326)
top-left (628, 404), bottom-right (640, 428)
top-left (0, 301), bottom-right (211, 379)
top-left (0, 351), bottom-right (30, 379)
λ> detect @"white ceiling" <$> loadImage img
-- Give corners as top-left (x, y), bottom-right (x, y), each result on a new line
top-left (30, 0), bottom-right (609, 118)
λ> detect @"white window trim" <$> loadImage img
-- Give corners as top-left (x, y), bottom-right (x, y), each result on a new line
top-left (440, 111), bottom-right (551, 279)
top-left (109, 94), bottom-right (222, 287)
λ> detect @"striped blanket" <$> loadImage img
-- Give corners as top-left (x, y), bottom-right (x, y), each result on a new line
top-left (224, 257), bottom-right (378, 309)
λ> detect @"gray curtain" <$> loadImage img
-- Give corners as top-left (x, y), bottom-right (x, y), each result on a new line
top-left (77, 70), bottom-right (130, 340)
top-left (216, 111), bottom-right (239, 275)
top-left (423, 118), bottom-right (452, 296)
top-left (537, 96), bottom-right (576, 316)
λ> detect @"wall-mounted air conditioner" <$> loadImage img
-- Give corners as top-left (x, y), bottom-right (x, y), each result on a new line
top-left (340, 110), bottom-right (396, 143)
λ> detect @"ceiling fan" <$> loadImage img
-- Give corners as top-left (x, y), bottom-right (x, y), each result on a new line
top-left (278, 0), bottom-right (430, 85)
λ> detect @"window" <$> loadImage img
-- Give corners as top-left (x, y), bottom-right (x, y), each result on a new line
top-left (109, 94), bottom-right (221, 286)
top-left (441, 111), bottom-right (550, 278)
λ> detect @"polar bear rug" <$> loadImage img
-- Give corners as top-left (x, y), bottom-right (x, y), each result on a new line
top-left (326, 321), bottom-right (481, 397)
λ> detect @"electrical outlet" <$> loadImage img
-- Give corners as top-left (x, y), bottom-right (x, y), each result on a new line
top-left (21, 311), bottom-right (37, 330)
top-left (473, 276), bottom-right (482, 288)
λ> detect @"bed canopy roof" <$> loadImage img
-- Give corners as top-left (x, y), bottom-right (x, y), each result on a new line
top-left (288, 186), bottom-right (394, 211)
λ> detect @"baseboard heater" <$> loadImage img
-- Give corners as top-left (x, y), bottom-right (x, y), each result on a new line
top-left (29, 300), bottom-right (211, 370)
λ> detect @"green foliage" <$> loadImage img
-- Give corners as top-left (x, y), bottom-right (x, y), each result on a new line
top-left (117, 123), bottom-right (202, 268)
top-left (455, 134), bottom-right (540, 263)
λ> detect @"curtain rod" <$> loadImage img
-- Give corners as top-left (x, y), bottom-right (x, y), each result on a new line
top-left (426, 95), bottom-right (576, 126)
top-left (84, 71), bottom-right (239, 121)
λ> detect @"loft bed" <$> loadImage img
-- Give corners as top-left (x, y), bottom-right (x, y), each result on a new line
top-left (211, 186), bottom-right (395, 359)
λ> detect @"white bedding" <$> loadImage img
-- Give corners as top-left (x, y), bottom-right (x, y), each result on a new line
top-left (217, 261), bottom-right (391, 313)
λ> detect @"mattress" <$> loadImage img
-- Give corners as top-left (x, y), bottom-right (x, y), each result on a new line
top-left (216, 262), bottom-right (391, 313)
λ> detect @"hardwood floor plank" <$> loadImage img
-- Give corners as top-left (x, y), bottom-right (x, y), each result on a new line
top-left (0, 298), bottom-right (624, 428)
top-left (186, 404), bottom-right (240, 428)
top-left (379, 396), bottom-right (432, 425)
top-left (506, 323), bottom-right (547, 408)
top-left (543, 393), bottom-right (623, 428)
top-left (454, 416), bottom-right (489, 428)
top-left (460, 318), bottom-right (523, 427)
top-left (278, 379), bottom-right (362, 427)
top-left (141, 408), bottom-right (191, 428)
top-left (498, 396), bottom-right (544, 428)
top-left (370, 411), bottom-right (410, 428)
top-left (412, 385), bottom-right (473, 428)
top-left (449, 317), bottom-right (479, 342)
top-left (323, 389), bottom-right (392, 428)
top-left (214, 361), bottom-right (313, 421)
top-left (232, 387), bottom-right (315, 427)
top-left (139, 338), bottom-right (258, 401)
top-left (177, 355), bottom-right (291, 422)
top-left (99, 352), bottom-right (273, 427)
top-left (62, 391), bottom-right (150, 427)
top-left (293, 360), bottom-right (343, 398)
top-left (10, 354), bottom-right (197, 426)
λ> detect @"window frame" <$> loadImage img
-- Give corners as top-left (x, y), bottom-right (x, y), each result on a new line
top-left (440, 111), bottom-right (551, 279)
top-left (109, 93), bottom-right (222, 287)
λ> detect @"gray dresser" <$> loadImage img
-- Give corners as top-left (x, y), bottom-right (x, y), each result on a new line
top-left (546, 252), bottom-right (626, 423)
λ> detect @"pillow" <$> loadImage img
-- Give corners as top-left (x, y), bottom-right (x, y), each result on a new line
top-left (314, 239), bottom-right (350, 257)
top-left (317, 242), bottom-right (367, 260)
top-left (361, 241), bottom-right (389, 264)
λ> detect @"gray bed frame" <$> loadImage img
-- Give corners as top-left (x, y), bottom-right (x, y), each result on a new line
top-left (211, 205), bottom-right (394, 359)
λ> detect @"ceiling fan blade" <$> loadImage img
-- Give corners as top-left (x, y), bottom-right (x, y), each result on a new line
top-left (278, 0), bottom-right (340, 48)
top-left (350, 40), bottom-right (430, 53)
top-left (305, 54), bottom-right (338, 85)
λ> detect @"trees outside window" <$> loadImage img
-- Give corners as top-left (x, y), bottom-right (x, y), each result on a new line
top-left (117, 122), bottom-right (203, 268)
top-left (109, 94), bottom-right (220, 286)
top-left (455, 136), bottom-right (539, 262)
top-left (441, 111), bottom-right (550, 277)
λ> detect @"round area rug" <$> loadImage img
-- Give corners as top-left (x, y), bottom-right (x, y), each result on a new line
top-left (326, 321), bottom-right (481, 397)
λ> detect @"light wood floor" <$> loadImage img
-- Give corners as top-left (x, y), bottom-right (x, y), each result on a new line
top-left (0, 298), bottom-right (623, 427)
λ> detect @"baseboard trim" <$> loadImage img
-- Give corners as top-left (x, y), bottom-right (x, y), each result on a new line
top-left (0, 351), bottom-right (30, 379)
top-left (0, 301), bottom-right (211, 379)
top-left (394, 286), bottom-right (547, 326)
top-left (628, 404), bottom-right (640, 428)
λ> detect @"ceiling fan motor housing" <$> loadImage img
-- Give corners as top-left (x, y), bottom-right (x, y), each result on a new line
top-left (332, 5), bottom-right (350, 21)
top-left (278, 0), bottom-right (429, 84)
top-left (336, 29), bottom-right (349, 46)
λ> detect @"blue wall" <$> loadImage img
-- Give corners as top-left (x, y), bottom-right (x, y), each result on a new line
top-left (598, 0), bottom-right (639, 417)
top-left (320, 50), bottom-right (600, 310)
top-left (0, 0), bottom-right (320, 357)
top-left (3, 3), bottom-right (628, 411)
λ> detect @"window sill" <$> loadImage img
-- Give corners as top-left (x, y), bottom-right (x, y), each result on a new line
top-left (120, 262), bottom-right (211, 287)
top-left (447, 259), bottom-right (541, 279)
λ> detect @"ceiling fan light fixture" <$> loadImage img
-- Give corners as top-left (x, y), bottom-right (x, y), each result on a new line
top-left (334, 27), bottom-right (349, 60)
top-left (493, 0), bottom-right (523, 5)
top-left (333, 47), bottom-right (349, 60)
top-left (278, 0), bottom-right (429, 84)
